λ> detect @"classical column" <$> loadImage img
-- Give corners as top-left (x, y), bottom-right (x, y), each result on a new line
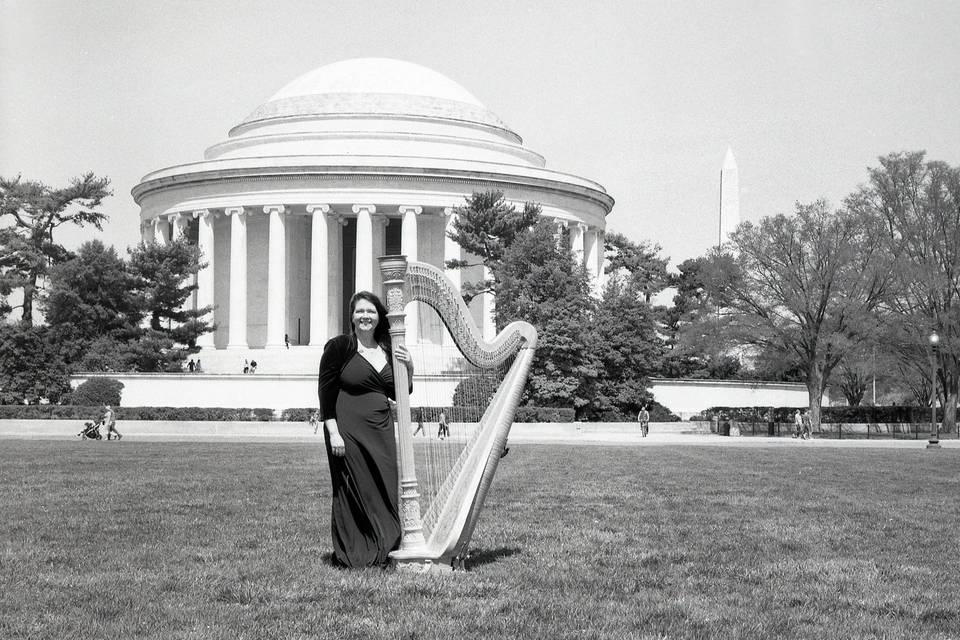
top-left (307, 204), bottom-right (331, 346)
top-left (399, 206), bottom-right (421, 344)
top-left (171, 213), bottom-right (189, 242)
top-left (443, 208), bottom-right (461, 347)
top-left (225, 207), bottom-right (248, 349)
top-left (194, 210), bottom-right (215, 348)
top-left (372, 214), bottom-right (388, 294)
top-left (595, 230), bottom-right (606, 292)
top-left (443, 208), bottom-right (461, 291)
top-left (140, 221), bottom-right (152, 245)
top-left (584, 228), bottom-right (600, 294)
top-left (482, 265), bottom-right (496, 340)
top-left (570, 223), bottom-right (585, 266)
top-left (153, 218), bottom-right (170, 246)
top-left (353, 204), bottom-right (376, 293)
top-left (264, 205), bottom-right (287, 348)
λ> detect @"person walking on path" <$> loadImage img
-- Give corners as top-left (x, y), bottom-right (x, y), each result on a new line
top-left (437, 411), bottom-right (450, 439)
top-left (103, 405), bottom-right (121, 441)
top-left (801, 410), bottom-right (812, 440)
top-left (412, 408), bottom-right (425, 436)
top-left (793, 409), bottom-right (803, 438)
top-left (637, 405), bottom-right (650, 437)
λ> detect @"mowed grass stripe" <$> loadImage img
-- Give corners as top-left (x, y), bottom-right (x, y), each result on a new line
top-left (1, 441), bottom-right (958, 639)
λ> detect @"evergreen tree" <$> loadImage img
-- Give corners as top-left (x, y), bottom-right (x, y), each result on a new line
top-left (0, 173), bottom-right (111, 325)
top-left (496, 220), bottom-right (598, 416)
top-left (127, 238), bottom-right (213, 349)
top-left (591, 274), bottom-right (663, 418)
top-left (0, 324), bottom-right (71, 404)
top-left (45, 240), bottom-right (144, 342)
top-left (446, 190), bottom-right (540, 303)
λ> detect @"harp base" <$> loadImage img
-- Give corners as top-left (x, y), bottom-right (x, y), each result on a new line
top-left (389, 549), bottom-right (462, 573)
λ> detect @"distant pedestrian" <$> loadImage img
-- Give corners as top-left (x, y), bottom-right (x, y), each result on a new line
top-left (243, 359), bottom-right (250, 374)
top-left (801, 410), bottom-right (812, 440)
top-left (412, 408), bottom-right (425, 436)
top-left (766, 408), bottom-right (776, 437)
top-left (195, 359), bottom-right (202, 372)
top-left (309, 411), bottom-right (321, 434)
top-left (793, 409), bottom-right (803, 438)
top-left (438, 411), bottom-right (450, 439)
top-left (249, 360), bottom-right (258, 374)
top-left (103, 405), bottom-right (121, 441)
top-left (285, 333), bottom-right (290, 349)
top-left (637, 405), bottom-right (650, 437)
top-left (188, 359), bottom-right (195, 372)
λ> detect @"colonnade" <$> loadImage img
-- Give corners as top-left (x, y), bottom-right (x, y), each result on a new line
top-left (144, 204), bottom-right (605, 350)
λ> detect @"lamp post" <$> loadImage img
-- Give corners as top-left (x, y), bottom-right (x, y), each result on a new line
top-left (927, 331), bottom-right (940, 449)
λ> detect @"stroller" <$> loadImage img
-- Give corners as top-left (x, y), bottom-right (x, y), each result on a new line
top-left (78, 420), bottom-right (103, 440)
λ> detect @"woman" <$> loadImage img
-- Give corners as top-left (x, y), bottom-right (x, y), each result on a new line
top-left (318, 291), bottom-right (413, 567)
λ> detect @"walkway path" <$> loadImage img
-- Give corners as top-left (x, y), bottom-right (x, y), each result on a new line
top-left (2, 420), bottom-right (957, 448)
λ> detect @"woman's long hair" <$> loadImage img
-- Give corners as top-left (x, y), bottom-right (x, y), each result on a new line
top-left (348, 291), bottom-right (392, 350)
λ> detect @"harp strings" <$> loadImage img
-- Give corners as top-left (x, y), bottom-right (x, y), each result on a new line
top-left (406, 305), bottom-right (514, 539)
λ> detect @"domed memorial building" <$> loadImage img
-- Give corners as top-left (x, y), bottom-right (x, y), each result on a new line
top-left (132, 58), bottom-right (613, 373)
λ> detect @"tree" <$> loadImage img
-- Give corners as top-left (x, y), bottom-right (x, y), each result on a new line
top-left (0, 324), bottom-right (72, 404)
top-left (496, 220), bottom-right (598, 416)
top-left (445, 190), bottom-right (540, 303)
top-left (846, 151), bottom-right (960, 432)
top-left (45, 240), bottom-right (144, 342)
top-left (602, 232), bottom-right (670, 303)
top-left (590, 273), bottom-right (663, 418)
top-left (127, 238), bottom-right (213, 349)
top-left (707, 200), bottom-right (892, 428)
top-left (660, 256), bottom-right (741, 379)
top-left (0, 173), bottom-right (111, 325)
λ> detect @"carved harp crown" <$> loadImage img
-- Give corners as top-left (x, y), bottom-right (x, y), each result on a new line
top-left (379, 255), bottom-right (537, 572)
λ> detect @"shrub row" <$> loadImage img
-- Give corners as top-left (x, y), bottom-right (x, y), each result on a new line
top-left (692, 405), bottom-right (946, 424)
top-left (0, 405), bottom-right (275, 421)
top-left (283, 406), bottom-right (578, 423)
top-left (0, 404), bottom-right (577, 423)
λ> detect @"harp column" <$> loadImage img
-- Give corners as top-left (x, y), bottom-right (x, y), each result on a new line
top-left (264, 205), bottom-right (287, 348)
top-left (194, 209), bottom-right (215, 348)
top-left (443, 208), bottom-right (461, 348)
top-left (353, 204), bottom-right (376, 293)
top-left (307, 204), bottom-right (331, 346)
top-left (379, 255), bottom-right (431, 570)
top-left (399, 205), bottom-right (421, 345)
top-left (225, 206), bottom-right (248, 349)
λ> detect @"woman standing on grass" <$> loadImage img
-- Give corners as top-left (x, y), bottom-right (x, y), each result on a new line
top-left (317, 291), bottom-right (413, 568)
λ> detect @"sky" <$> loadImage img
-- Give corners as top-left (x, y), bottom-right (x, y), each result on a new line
top-left (3, 0), bottom-right (960, 267)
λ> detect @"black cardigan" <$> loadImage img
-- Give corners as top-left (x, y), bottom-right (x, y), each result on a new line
top-left (317, 334), bottom-right (411, 422)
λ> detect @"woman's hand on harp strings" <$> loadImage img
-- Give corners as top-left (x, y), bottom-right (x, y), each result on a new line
top-left (394, 344), bottom-right (414, 374)
top-left (325, 420), bottom-right (346, 457)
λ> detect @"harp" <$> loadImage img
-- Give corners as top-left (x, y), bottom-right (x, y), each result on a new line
top-left (379, 255), bottom-right (537, 572)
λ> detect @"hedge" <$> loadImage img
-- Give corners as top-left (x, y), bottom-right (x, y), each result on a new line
top-left (0, 404), bottom-right (576, 423)
top-left (0, 405), bottom-right (275, 421)
top-left (691, 405), bottom-right (946, 424)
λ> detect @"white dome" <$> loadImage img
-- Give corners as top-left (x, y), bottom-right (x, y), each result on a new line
top-left (239, 57), bottom-right (510, 132)
top-left (269, 58), bottom-right (485, 107)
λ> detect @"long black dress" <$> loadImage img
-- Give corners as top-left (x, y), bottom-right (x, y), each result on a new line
top-left (318, 335), bottom-right (401, 567)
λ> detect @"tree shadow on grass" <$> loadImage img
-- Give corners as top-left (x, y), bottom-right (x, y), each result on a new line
top-left (465, 546), bottom-right (521, 569)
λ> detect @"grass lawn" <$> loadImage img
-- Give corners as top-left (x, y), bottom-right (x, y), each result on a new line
top-left (1, 440), bottom-right (959, 639)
